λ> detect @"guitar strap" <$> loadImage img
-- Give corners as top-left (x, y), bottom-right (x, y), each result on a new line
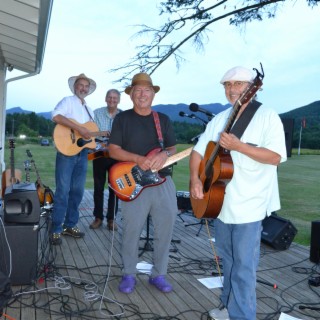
top-left (152, 111), bottom-right (164, 149)
top-left (152, 111), bottom-right (174, 177)
top-left (84, 104), bottom-right (94, 122)
top-left (230, 100), bottom-right (262, 139)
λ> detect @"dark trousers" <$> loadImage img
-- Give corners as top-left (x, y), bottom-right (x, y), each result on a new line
top-left (92, 157), bottom-right (118, 221)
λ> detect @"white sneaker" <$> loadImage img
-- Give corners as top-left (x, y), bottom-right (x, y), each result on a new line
top-left (208, 306), bottom-right (230, 320)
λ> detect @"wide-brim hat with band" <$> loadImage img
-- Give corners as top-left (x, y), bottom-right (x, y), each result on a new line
top-left (125, 72), bottom-right (160, 95)
top-left (68, 73), bottom-right (97, 95)
top-left (220, 66), bottom-right (254, 84)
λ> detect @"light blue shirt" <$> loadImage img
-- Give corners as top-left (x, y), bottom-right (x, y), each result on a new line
top-left (94, 106), bottom-right (122, 136)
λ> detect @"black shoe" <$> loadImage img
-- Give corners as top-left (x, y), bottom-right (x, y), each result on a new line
top-left (62, 226), bottom-right (85, 238)
top-left (51, 233), bottom-right (62, 245)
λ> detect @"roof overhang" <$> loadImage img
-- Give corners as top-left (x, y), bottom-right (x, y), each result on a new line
top-left (0, 0), bottom-right (53, 74)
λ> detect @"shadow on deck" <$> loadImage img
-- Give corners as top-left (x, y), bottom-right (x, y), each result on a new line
top-left (1, 190), bottom-right (320, 320)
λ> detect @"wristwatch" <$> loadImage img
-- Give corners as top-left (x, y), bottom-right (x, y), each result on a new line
top-left (165, 150), bottom-right (171, 157)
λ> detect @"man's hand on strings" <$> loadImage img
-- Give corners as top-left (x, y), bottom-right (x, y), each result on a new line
top-left (219, 132), bottom-right (242, 151)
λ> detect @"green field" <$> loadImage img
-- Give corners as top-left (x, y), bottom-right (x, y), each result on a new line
top-left (2, 142), bottom-right (319, 245)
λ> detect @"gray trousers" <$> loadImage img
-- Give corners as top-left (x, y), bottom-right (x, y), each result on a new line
top-left (121, 176), bottom-right (177, 276)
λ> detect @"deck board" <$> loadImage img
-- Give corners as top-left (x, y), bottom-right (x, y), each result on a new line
top-left (2, 190), bottom-right (320, 320)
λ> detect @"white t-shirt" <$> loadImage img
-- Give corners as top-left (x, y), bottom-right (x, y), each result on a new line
top-left (51, 95), bottom-right (94, 124)
top-left (193, 104), bottom-right (287, 224)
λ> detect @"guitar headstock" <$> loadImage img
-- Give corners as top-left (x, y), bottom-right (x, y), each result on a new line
top-left (24, 160), bottom-right (31, 170)
top-left (237, 63), bottom-right (264, 105)
top-left (26, 149), bottom-right (33, 158)
top-left (9, 139), bottom-right (15, 149)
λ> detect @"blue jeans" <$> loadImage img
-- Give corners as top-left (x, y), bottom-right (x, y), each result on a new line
top-left (215, 218), bottom-right (262, 320)
top-left (51, 150), bottom-right (88, 234)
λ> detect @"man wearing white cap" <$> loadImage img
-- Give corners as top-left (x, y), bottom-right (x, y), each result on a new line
top-left (51, 73), bottom-right (96, 245)
top-left (189, 66), bottom-right (287, 319)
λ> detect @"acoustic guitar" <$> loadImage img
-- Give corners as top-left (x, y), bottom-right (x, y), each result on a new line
top-left (26, 149), bottom-right (54, 206)
top-left (191, 65), bottom-right (264, 219)
top-left (109, 147), bottom-right (193, 201)
top-left (1, 139), bottom-right (22, 197)
top-left (53, 119), bottom-right (108, 156)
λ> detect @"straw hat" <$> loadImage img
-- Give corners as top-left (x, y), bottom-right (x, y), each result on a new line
top-left (220, 66), bottom-right (254, 84)
top-left (125, 73), bottom-right (160, 95)
top-left (68, 73), bottom-right (97, 95)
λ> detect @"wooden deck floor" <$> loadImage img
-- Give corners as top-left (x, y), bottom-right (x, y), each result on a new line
top-left (2, 190), bottom-right (320, 320)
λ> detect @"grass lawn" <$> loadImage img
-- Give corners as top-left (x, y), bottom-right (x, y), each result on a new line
top-left (2, 142), bottom-right (319, 245)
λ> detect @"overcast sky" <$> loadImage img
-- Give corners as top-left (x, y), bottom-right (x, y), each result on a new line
top-left (5, 0), bottom-right (320, 115)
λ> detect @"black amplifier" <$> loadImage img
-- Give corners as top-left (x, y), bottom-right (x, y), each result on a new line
top-left (176, 191), bottom-right (192, 211)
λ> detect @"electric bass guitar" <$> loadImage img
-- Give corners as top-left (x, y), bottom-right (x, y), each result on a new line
top-left (191, 64), bottom-right (264, 219)
top-left (109, 147), bottom-right (193, 201)
top-left (26, 149), bottom-right (54, 206)
top-left (1, 139), bottom-right (22, 197)
top-left (87, 142), bottom-right (109, 161)
top-left (53, 119), bottom-right (108, 156)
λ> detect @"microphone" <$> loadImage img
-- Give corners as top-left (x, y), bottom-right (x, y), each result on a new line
top-left (179, 111), bottom-right (208, 125)
top-left (189, 103), bottom-right (215, 118)
top-left (179, 111), bottom-right (189, 118)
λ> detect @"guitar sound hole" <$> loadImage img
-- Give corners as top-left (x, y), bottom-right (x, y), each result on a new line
top-left (203, 178), bottom-right (212, 193)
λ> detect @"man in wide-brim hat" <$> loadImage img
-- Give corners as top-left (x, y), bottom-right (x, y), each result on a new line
top-left (50, 73), bottom-right (97, 245)
top-left (124, 72), bottom-right (160, 95)
top-left (108, 72), bottom-right (178, 294)
top-left (68, 73), bottom-right (96, 96)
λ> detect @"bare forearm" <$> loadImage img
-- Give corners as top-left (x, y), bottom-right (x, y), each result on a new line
top-left (237, 142), bottom-right (281, 165)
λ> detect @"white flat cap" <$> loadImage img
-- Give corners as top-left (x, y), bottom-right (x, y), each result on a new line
top-left (220, 66), bottom-right (254, 84)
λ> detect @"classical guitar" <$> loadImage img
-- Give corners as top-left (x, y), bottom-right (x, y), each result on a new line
top-left (26, 149), bottom-right (54, 206)
top-left (191, 65), bottom-right (264, 219)
top-left (1, 139), bottom-right (22, 197)
top-left (87, 142), bottom-right (109, 161)
top-left (53, 119), bottom-right (108, 156)
top-left (109, 147), bottom-right (193, 201)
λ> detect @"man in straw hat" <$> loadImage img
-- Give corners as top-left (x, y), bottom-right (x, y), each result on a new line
top-left (190, 66), bottom-right (287, 320)
top-left (50, 73), bottom-right (97, 245)
top-left (108, 72), bottom-right (177, 294)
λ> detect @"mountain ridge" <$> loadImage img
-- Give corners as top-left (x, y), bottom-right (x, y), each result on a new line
top-left (6, 100), bottom-right (320, 128)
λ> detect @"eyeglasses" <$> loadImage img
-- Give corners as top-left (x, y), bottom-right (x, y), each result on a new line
top-left (223, 81), bottom-right (248, 89)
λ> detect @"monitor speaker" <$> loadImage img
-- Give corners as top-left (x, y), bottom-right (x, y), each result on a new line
top-left (0, 219), bottom-right (39, 285)
top-left (176, 191), bottom-right (192, 211)
top-left (310, 221), bottom-right (320, 263)
top-left (261, 214), bottom-right (297, 250)
top-left (4, 183), bottom-right (40, 224)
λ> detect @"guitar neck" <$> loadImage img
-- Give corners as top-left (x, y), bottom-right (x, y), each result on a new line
top-left (10, 148), bottom-right (15, 179)
top-left (163, 147), bottom-right (193, 169)
top-left (90, 131), bottom-right (108, 137)
top-left (31, 160), bottom-right (44, 188)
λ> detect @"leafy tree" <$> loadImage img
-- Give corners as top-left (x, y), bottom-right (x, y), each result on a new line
top-left (173, 121), bottom-right (204, 144)
top-left (5, 113), bottom-right (54, 138)
top-left (110, 0), bottom-right (318, 84)
top-left (17, 123), bottom-right (38, 137)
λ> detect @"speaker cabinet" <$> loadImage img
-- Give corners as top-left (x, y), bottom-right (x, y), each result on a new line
top-left (4, 183), bottom-right (40, 224)
top-left (261, 215), bottom-right (297, 250)
top-left (176, 191), bottom-right (192, 211)
top-left (0, 219), bottom-right (39, 285)
top-left (310, 221), bottom-right (320, 263)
